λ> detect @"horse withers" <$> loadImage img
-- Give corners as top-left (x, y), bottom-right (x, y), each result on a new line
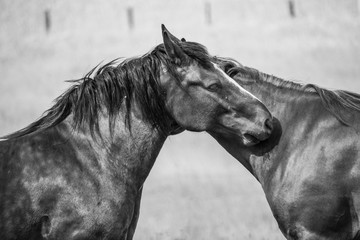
top-left (0, 26), bottom-right (272, 240)
top-left (213, 57), bottom-right (360, 240)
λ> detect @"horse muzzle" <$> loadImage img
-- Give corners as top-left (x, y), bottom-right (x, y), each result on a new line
top-left (242, 117), bottom-right (273, 146)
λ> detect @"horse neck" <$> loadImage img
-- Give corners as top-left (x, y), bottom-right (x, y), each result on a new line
top-left (62, 104), bottom-right (167, 192)
top-left (247, 80), bottom-right (313, 122)
top-left (239, 78), bottom-right (323, 185)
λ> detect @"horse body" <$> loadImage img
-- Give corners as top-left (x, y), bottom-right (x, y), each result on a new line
top-left (213, 58), bottom-right (360, 240)
top-left (0, 112), bottom-right (161, 239)
top-left (0, 26), bottom-right (273, 240)
top-left (260, 87), bottom-right (360, 240)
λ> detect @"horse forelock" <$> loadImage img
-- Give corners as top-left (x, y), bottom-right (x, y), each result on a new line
top-left (223, 61), bottom-right (360, 128)
top-left (154, 41), bottom-right (214, 70)
top-left (2, 41), bottom-right (217, 140)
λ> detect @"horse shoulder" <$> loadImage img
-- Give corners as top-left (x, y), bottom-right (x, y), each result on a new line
top-left (1, 125), bottom-right (141, 239)
top-left (265, 120), bottom-right (360, 239)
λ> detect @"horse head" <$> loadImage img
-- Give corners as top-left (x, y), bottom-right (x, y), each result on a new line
top-left (159, 25), bottom-right (273, 146)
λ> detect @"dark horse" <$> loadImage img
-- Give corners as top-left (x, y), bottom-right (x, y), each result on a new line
top-left (0, 26), bottom-right (273, 240)
top-left (211, 57), bottom-right (360, 240)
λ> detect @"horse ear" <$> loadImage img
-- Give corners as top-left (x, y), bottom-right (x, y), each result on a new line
top-left (161, 24), bottom-right (181, 43)
top-left (161, 24), bottom-right (188, 65)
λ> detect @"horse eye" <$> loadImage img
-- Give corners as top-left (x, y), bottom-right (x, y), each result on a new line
top-left (207, 83), bottom-right (222, 92)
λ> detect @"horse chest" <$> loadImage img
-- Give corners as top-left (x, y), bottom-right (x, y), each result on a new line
top-left (57, 172), bottom-right (139, 234)
top-left (51, 196), bottom-right (135, 239)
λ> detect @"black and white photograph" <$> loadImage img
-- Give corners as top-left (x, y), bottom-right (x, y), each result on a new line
top-left (1, 0), bottom-right (360, 239)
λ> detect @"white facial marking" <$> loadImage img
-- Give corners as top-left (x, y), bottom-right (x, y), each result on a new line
top-left (212, 63), bottom-right (261, 102)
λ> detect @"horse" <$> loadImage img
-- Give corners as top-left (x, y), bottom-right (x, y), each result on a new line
top-left (210, 57), bottom-right (360, 240)
top-left (0, 25), bottom-right (273, 240)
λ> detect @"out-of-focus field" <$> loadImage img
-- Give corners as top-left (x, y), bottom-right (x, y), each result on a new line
top-left (1, 0), bottom-right (360, 239)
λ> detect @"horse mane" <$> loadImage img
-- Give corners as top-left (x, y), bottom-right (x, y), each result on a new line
top-left (217, 57), bottom-right (360, 127)
top-left (3, 41), bottom-right (214, 140)
top-left (304, 84), bottom-right (360, 126)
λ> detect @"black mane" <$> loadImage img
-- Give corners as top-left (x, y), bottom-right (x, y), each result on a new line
top-left (217, 57), bottom-right (360, 127)
top-left (3, 42), bottom-right (213, 139)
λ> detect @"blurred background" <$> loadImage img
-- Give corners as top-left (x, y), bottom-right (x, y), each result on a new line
top-left (1, 0), bottom-right (360, 239)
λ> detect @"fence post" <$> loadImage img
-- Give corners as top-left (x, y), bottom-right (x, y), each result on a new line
top-left (44, 9), bottom-right (51, 33)
top-left (127, 7), bottom-right (134, 30)
top-left (288, 0), bottom-right (296, 18)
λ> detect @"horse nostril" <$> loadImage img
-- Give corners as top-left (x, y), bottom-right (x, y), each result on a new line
top-left (264, 118), bottom-right (273, 133)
